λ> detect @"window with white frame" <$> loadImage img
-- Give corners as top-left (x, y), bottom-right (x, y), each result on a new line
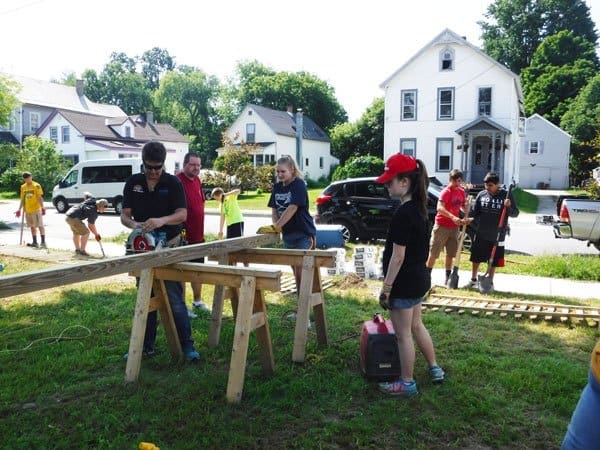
top-left (8, 116), bottom-right (16, 132)
top-left (436, 138), bottom-right (453, 171)
top-left (30, 112), bottom-right (40, 133)
top-left (401, 90), bottom-right (417, 120)
top-left (125, 126), bottom-right (131, 138)
top-left (400, 138), bottom-right (416, 157)
top-left (528, 141), bottom-right (543, 154)
top-left (440, 48), bottom-right (454, 71)
top-left (61, 126), bottom-right (70, 143)
top-left (246, 123), bottom-right (255, 143)
top-left (319, 156), bottom-right (324, 169)
top-left (49, 127), bottom-right (58, 143)
top-left (437, 88), bottom-right (454, 120)
top-left (478, 87), bottom-right (492, 116)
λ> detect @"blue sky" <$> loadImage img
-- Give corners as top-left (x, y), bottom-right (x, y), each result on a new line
top-left (1, 0), bottom-right (599, 121)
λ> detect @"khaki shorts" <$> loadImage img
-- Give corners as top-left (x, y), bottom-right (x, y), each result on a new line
top-left (25, 211), bottom-right (44, 228)
top-left (66, 217), bottom-right (89, 236)
top-left (429, 224), bottom-right (459, 258)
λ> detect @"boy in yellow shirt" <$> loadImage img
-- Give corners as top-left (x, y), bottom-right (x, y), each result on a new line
top-left (15, 172), bottom-right (47, 248)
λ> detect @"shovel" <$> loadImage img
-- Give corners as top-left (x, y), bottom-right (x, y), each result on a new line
top-left (448, 195), bottom-right (472, 289)
top-left (18, 211), bottom-right (24, 245)
top-left (478, 184), bottom-right (514, 294)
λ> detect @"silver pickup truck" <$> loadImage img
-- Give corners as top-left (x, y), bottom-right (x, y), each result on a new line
top-left (537, 198), bottom-right (600, 251)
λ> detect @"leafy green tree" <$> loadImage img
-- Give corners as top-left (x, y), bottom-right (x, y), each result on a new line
top-left (329, 97), bottom-right (384, 164)
top-left (332, 155), bottom-right (384, 181)
top-left (81, 52), bottom-right (153, 114)
top-left (479, 0), bottom-right (597, 73)
top-left (231, 60), bottom-right (347, 131)
top-left (560, 73), bottom-right (600, 184)
top-left (141, 47), bottom-right (175, 90)
top-left (154, 69), bottom-right (222, 162)
top-left (0, 74), bottom-right (20, 128)
top-left (0, 143), bottom-right (19, 173)
top-left (0, 136), bottom-right (70, 195)
top-left (521, 30), bottom-right (598, 122)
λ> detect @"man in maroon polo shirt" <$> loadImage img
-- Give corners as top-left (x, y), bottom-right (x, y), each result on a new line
top-left (176, 152), bottom-right (210, 315)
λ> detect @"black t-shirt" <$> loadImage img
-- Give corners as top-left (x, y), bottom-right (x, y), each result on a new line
top-left (382, 200), bottom-right (431, 298)
top-left (471, 188), bottom-right (519, 241)
top-left (66, 197), bottom-right (99, 224)
top-left (122, 172), bottom-right (187, 240)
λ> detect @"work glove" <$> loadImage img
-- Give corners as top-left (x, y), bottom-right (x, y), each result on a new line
top-left (256, 224), bottom-right (282, 234)
top-left (95, 234), bottom-right (102, 241)
top-left (42, 208), bottom-right (46, 215)
top-left (378, 284), bottom-right (392, 310)
top-left (15, 210), bottom-right (21, 218)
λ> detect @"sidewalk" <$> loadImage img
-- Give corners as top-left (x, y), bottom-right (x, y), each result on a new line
top-left (430, 268), bottom-right (599, 301)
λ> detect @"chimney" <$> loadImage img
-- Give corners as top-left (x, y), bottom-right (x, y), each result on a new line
top-left (146, 111), bottom-right (154, 125)
top-left (295, 108), bottom-right (303, 170)
top-left (76, 79), bottom-right (84, 97)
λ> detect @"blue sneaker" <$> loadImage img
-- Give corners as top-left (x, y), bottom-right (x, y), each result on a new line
top-left (378, 380), bottom-right (418, 397)
top-left (184, 348), bottom-right (200, 362)
top-left (429, 365), bottom-right (445, 384)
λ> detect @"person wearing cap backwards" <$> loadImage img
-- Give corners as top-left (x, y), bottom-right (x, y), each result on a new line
top-left (375, 153), bottom-right (445, 397)
top-left (65, 192), bottom-right (108, 256)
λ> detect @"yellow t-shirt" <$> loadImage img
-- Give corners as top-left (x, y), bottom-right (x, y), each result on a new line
top-left (20, 181), bottom-right (44, 213)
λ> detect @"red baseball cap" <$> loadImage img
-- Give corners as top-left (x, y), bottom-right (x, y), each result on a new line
top-left (375, 154), bottom-right (417, 184)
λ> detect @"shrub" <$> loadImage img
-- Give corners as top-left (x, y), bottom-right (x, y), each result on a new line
top-left (332, 155), bottom-right (384, 181)
top-left (255, 164), bottom-right (275, 193)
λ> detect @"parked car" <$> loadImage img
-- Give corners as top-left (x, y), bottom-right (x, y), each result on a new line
top-left (314, 177), bottom-right (475, 247)
top-left (52, 158), bottom-right (143, 214)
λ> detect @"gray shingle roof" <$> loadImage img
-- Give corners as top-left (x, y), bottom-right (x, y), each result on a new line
top-left (48, 110), bottom-right (188, 143)
top-left (248, 104), bottom-right (330, 142)
top-left (5, 73), bottom-right (125, 117)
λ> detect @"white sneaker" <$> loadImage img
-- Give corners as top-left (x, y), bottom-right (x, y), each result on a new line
top-left (187, 308), bottom-right (198, 319)
top-left (192, 300), bottom-right (211, 312)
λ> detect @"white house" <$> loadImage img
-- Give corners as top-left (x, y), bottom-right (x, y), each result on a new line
top-left (519, 114), bottom-right (571, 189)
top-left (36, 110), bottom-right (188, 174)
top-left (0, 74), bottom-right (189, 172)
top-left (222, 104), bottom-right (337, 180)
top-left (380, 29), bottom-right (526, 186)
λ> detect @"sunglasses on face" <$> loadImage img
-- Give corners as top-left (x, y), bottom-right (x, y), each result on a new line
top-left (144, 163), bottom-right (163, 171)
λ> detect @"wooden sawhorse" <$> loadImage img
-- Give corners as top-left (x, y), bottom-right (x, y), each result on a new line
top-left (126, 263), bottom-right (281, 403)
top-left (210, 249), bottom-right (336, 363)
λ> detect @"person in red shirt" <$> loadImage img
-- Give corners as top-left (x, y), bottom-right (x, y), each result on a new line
top-left (176, 152), bottom-right (209, 315)
top-left (426, 169), bottom-right (468, 286)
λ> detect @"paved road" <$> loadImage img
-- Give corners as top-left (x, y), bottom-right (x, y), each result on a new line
top-left (1, 192), bottom-right (598, 256)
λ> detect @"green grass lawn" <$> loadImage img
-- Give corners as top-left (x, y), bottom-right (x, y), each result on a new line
top-left (0, 256), bottom-right (597, 448)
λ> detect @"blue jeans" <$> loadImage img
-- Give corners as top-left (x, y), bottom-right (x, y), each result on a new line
top-left (389, 296), bottom-right (424, 310)
top-left (283, 234), bottom-right (315, 250)
top-left (142, 280), bottom-right (195, 352)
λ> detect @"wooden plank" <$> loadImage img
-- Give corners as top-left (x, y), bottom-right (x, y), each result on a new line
top-left (208, 254), bottom-right (229, 348)
top-left (293, 256), bottom-right (315, 363)
top-left (0, 234), bottom-right (279, 299)
top-left (226, 248), bottom-right (336, 268)
top-left (151, 266), bottom-right (280, 291)
top-left (253, 289), bottom-right (275, 376)
top-left (125, 269), bottom-right (153, 383)
top-left (311, 265), bottom-right (329, 348)
top-left (226, 276), bottom-right (256, 403)
top-left (154, 279), bottom-right (182, 360)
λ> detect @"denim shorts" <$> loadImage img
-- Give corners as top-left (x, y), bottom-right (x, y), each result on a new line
top-left (283, 234), bottom-right (315, 250)
top-left (389, 296), bottom-right (424, 310)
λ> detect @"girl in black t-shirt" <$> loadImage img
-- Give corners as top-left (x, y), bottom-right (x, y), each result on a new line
top-left (375, 154), bottom-right (445, 397)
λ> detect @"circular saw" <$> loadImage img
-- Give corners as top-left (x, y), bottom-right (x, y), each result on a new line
top-left (126, 229), bottom-right (160, 254)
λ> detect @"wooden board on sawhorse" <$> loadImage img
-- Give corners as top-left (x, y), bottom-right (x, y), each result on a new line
top-left (222, 248), bottom-right (336, 363)
top-left (128, 262), bottom-right (281, 403)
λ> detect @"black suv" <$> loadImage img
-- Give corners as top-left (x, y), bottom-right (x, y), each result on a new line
top-left (314, 177), bottom-right (474, 247)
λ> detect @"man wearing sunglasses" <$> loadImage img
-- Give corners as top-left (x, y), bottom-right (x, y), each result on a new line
top-left (121, 141), bottom-right (200, 362)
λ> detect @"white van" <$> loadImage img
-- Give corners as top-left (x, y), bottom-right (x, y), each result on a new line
top-left (52, 158), bottom-right (143, 214)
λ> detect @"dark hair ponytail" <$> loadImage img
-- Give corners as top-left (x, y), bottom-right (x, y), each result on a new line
top-left (400, 159), bottom-right (429, 219)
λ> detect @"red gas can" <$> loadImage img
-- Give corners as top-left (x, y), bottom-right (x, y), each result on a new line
top-left (360, 313), bottom-right (401, 381)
